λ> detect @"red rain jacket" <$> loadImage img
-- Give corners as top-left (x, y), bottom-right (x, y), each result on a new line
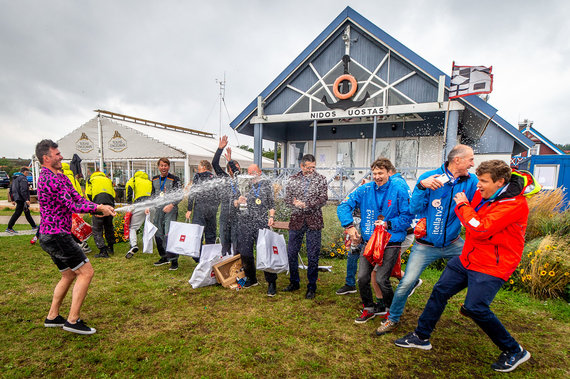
top-left (455, 172), bottom-right (530, 281)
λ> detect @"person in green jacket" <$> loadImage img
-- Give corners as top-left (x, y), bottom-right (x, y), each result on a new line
top-left (86, 171), bottom-right (116, 258)
top-left (124, 171), bottom-right (152, 259)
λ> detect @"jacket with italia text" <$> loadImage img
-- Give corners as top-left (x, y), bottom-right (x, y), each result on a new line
top-left (337, 177), bottom-right (412, 243)
top-left (410, 163), bottom-right (478, 247)
top-left (456, 172), bottom-right (530, 281)
top-left (85, 172), bottom-right (115, 206)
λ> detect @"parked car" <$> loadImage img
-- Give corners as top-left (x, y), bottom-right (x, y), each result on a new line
top-left (0, 171), bottom-right (9, 188)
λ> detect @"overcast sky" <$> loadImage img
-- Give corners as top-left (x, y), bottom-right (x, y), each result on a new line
top-left (1, 0), bottom-right (569, 159)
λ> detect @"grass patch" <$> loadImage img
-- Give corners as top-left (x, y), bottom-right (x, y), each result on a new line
top-left (0, 235), bottom-right (568, 377)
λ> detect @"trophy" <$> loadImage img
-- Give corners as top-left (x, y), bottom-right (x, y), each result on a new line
top-left (236, 174), bottom-right (254, 212)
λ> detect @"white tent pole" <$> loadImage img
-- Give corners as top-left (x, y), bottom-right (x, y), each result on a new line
top-left (97, 113), bottom-right (104, 170)
top-left (184, 153), bottom-right (190, 186)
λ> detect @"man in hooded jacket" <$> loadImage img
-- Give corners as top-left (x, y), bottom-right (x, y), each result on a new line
top-left (124, 170), bottom-right (152, 259)
top-left (85, 171), bottom-right (116, 258)
top-left (6, 167), bottom-right (37, 233)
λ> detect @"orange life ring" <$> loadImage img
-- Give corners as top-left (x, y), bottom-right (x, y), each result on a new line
top-left (333, 74), bottom-right (357, 100)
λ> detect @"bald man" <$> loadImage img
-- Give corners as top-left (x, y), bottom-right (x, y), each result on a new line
top-left (235, 165), bottom-right (277, 295)
top-left (376, 144), bottom-right (479, 336)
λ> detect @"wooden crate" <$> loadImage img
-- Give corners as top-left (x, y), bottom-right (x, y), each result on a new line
top-left (213, 254), bottom-right (245, 288)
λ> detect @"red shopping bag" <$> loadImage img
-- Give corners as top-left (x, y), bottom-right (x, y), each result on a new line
top-left (71, 213), bottom-right (92, 242)
top-left (391, 251), bottom-right (402, 278)
top-left (362, 223), bottom-right (392, 266)
top-left (414, 218), bottom-right (427, 239)
top-left (123, 212), bottom-right (133, 239)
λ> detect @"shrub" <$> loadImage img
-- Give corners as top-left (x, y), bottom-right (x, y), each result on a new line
top-left (525, 188), bottom-right (565, 240)
top-left (505, 235), bottom-right (570, 300)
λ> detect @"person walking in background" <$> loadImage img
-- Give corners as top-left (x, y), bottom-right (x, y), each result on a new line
top-left (85, 171), bottom-right (116, 258)
top-left (124, 170), bottom-right (152, 259)
top-left (145, 158), bottom-right (182, 271)
top-left (282, 154), bottom-right (328, 300)
top-left (394, 160), bottom-right (534, 373)
top-left (212, 135), bottom-right (241, 256)
top-left (6, 167), bottom-right (37, 234)
top-left (36, 139), bottom-right (115, 335)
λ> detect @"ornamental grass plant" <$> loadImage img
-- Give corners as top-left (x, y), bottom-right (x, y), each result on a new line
top-left (525, 188), bottom-right (566, 240)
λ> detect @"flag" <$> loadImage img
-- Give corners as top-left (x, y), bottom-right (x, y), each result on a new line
top-left (449, 62), bottom-right (493, 99)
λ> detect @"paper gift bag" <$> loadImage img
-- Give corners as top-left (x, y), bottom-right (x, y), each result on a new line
top-left (256, 228), bottom-right (289, 274)
top-left (142, 214), bottom-right (158, 254)
top-left (166, 221), bottom-right (204, 258)
top-left (189, 244), bottom-right (233, 288)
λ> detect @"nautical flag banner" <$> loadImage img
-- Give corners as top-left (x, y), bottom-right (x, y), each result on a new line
top-left (449, 63), bottom-right (493, 99)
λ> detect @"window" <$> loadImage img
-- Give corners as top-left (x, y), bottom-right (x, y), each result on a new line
top-left (337, 141), bottom-right (356, 167)
top-left (289, 142), bottom-right (308, 168)
top-left (534, 164), bottom-right (559, 190)
top-left (530, 143), bottom-right (540, 156)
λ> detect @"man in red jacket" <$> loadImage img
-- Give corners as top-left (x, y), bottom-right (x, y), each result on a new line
top-left (394, 160), bottom-right (533, 373)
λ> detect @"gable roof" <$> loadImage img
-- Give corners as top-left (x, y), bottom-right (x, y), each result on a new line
top-left (230, 6), bottom-right (533, 150)
top-left (522, 126), bottom-right (565, 155)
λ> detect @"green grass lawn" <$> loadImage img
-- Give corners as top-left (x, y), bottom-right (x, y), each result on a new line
top-left (0, 234), bottom-right (568, 378)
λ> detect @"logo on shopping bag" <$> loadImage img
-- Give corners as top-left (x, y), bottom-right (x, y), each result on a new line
top-left (272, 246), bottom-right (279, 255)
top-left (180, 235), bottom-right (186, 242)
top-left (210, 270), bottom-right (216, 278)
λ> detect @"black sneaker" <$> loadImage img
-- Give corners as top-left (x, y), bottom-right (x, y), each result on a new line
top-left (282, 282), bottom-right (300, 292)
top-left (44, 315), bottom-right (66, 328)
top-left (305, 289), bottom-right (316, 300)
top-left (242, 278), bottom-right (259, 289)
top-left (94, 250), bottom-right (110, 258)
top-left (374, 303), bottom-right (388, 315)
top-left (267, 282), bottom-right (277, 297)
top-left (153, 257), bottom-right (169, 266)
top-left (62, 319), bottom-right (96, 335)
top-left (408, 279), bottom-right (423, 298)
top-left (394, 332), bottom-right (432, 350)
top-left (355, 308), bottom-right (376, 324)
top-left (169, 261), bottom-right (179, 271)
top-left (491, 347), bottom-right (531, 372)
top-left (125, 246), bottom-right (139, 259)
top-left (336, 284), bottom-right (357, 295)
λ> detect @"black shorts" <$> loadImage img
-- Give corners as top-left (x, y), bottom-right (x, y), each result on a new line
top-left (39, 233), bottom-right (89, 272)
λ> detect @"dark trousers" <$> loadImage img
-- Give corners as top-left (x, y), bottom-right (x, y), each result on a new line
top-left (219, 210), bottom-right (239, 256)
top-left (237, 224), bottom-right (277, 284)
top-left (358, 245), bottom-right (400, 309)
top-left (8, 200), bottom-right (37, 229)
top-left (193, 209), bottom-right (217, 245)
top-left (287, 224), bottom-right (321, 291)
top-left (154, 208), bottom-right (179, 262)
top-left (415, 256), bottom-right (520, 353)
top-left (91, 215), bottom-right (114, 250)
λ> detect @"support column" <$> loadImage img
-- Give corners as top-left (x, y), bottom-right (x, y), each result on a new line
top-left (282, 142), bottom-right (288, 168)
top-left (444, 110), bottom-right (459, 160)
top-left (274, 141), bottom-right (278, 168)
top-left (254, 123), bottom-right (263, 167)
top-left (97, 114), bottom-right (104, 171)
top-left (312, 120), bottom-right (317, 157)
top-left (184, 154), bottom-right (190, 186)
top-left (370, 116), bottom-right (378, 164)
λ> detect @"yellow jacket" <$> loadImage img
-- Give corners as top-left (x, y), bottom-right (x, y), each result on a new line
top-left (125, 171), bottom-right (152, 203)
top-left (62, 162), bottom-right (84, 197)
top-left (86, 171), bottom-right (115, 205)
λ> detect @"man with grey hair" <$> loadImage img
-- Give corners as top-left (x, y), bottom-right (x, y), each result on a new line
top-left (375, 144), bottom-right (478, 336)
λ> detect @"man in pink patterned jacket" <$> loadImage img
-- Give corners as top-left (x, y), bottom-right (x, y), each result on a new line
top-left (36, 139), bottom-right (115, 335)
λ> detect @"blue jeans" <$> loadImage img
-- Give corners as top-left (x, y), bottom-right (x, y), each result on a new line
top-left (345, 249), bottom-right (360, 287)
top-left (287, 224), bottom-right (321, 291)
top-left (415, 257), bottom-right (520, 353)
top-left (388, 238), bottom-right (464, 323)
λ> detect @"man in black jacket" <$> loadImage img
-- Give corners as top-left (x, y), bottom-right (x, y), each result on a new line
top-left (186, 160), bottom-right (220, 252)
top-left (211, 136), bottom-right (241, 255)
top-left (6, 167), bottom-right (37, 233)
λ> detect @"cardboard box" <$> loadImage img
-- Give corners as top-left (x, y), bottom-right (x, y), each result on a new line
top-left (213, 254), bottom-right (245, 288)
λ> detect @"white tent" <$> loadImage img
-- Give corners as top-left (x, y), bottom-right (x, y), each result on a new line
top-left (55, 113), bottom-right (272, 186)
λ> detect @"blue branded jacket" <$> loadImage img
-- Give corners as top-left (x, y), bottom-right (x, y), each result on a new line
top-left (410, 163), bottom-right (478, 247)
top-left (337, 177), bottom-right (412, 243)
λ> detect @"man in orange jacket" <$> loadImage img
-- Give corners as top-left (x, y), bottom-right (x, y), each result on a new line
top-left (394, 160), bottom-right (535, 373)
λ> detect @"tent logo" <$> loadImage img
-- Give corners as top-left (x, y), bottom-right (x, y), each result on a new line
top-left (76, 132), bottom-right (94, 153)
top-left (108, 130), bottom-right (127, 152)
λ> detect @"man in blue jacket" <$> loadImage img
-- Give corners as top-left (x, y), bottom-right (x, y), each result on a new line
top-left (337, 157), bottom-right (413, 323)
top-left (375, 144), bottom-right (477, 335)
top-left (6, 167), bottom-right (37, 233)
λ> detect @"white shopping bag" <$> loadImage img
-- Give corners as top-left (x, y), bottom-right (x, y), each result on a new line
top-left (189, 244), bottom-right (232, 288)
top-left (256, 228), bottom-right (289, 273)
top-left (142, 214), bottom-right (158, 254)
top-left (166, 221), bottom-right (204, 257)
